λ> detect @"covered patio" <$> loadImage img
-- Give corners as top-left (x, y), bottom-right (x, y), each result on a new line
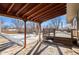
top-left (0, 3), bottom-right (79, 55)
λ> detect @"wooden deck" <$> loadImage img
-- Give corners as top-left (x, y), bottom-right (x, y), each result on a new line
top-left (0, 34), bottom-right (79, 55)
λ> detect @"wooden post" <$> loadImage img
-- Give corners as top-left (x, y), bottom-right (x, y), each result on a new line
top-left (38, 23), bottom-right (41, 41)
top-left (77, 10), bottom-right (79, 40)
top-left (53, 29), bottom-right (55, 38)
top-left (0, 22), bottom-right (1, 33)
top-left (77, 29), bottom-right (79, 39)
top-left (24, 21), bottom-right (26, 48)
top-left (71, 29), bottom-right (73, 45)
top-left (71, 29), bottom-right (73, 39)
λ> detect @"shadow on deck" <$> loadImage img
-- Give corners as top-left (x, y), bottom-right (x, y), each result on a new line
top-left (0, 35), bottom-right (79, 55)
top-left (26, 41), bottom-right (40, 55)
top-left (42, 41), bottom-right (64, 55)
top-left (14, 41), bottom-right (40, 55)
top-left (14, 47), bottom-right (24, 55)
top-left (0, 34), bottom-right (22, 46)
top-left (0, 42), bottom-right (15, 52)
top-left (35, 45), bottom-right (48, 55)
top-left (42, 36), bottom-right (79, 55)
top-left (55, 44), bottom-right (63, 55)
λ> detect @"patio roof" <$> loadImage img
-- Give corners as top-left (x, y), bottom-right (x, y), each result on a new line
top-left (0, 3), bottom-right (66, 23)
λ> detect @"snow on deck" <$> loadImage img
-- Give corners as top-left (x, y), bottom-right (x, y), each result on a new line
top-left (1, 33), bottom-right (39, 45)
top-left (0, 31), bottom-right (79, 55)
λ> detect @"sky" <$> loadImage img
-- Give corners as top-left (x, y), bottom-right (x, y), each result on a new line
top-left (0, 15), bottom-right (67, 28)
top-left (0, 16), bottom-right (16, 27)
top-left (41, 15), bottom-right (67, 28)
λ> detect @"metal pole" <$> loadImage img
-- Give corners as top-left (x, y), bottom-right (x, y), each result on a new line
top-left (24, 21), bottom-right (26, 48)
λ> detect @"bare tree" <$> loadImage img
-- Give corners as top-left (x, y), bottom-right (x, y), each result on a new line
top-left (51, 17), bottom-right (61, 29)
top-left (26, 21), bottom-right (37, 33)
top-left (12, 19), bottom-right (24, 32)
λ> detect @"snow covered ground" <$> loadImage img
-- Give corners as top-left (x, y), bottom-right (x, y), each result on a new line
top-left (0, 31), bottom-right (79, 55)
top-left (55, 31), bottom-right (71, 38)
top-left (0, 31), bottom-right (71, 46)
top-left (1, 33), bottom-right (39, 46)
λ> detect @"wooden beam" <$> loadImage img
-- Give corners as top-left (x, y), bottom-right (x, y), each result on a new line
top-left (7, 3), bottom-right (15, 13)
top-left (41, 9), bottom-right (66, 21)
top-left (0, 13), bottom-right (39, 23)
top-left (36, 6), bottom-right (66, 20)
top-left (42, 11), bottom-right (65, 20)
top-left (27, 4), bottom-right (54, 19)
top-left (22, 3), bottom-right (43, 17)
top-left (33, 8), bottom-right (66, 22)
top-left (35, 13), bottom-right (65, 23)
top-left (32, 3), bottom-right (65, 19)
top-left (41, 12), bottom-right (65, 22)
top-left (43, 9), bottom-right (65, 20)
top-left (28, 20), bottom-right (39, 23)
top-left (38, 5), bottom-right (66, 19)
top-left (31, 4), bottom-right (65, 20)
top-left (35, 9), bottom-right (65, 22)
top-left (0, 13), bottom-right (23, 20)
top-left (16, 4), bottom-right (29, 16)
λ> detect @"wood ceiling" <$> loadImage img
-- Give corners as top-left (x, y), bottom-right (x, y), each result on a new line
top-left (0, 3), bottom-right (66, 23)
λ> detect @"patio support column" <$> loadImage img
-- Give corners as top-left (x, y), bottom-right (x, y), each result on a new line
top-left (0, 22), bottom-right (1, 33)
top-left (70, 29), bottom-right (74, 46)
top-left (53, 29), bottom-right (55, 38)
top-left (71, 29), bottom-right (73, 39)
top-left (24, 20), bottom-right (27, 48)
top-left (71, 29), bottom-right (73, 44)
top-left (38, 23), bottom-right (41, 42)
